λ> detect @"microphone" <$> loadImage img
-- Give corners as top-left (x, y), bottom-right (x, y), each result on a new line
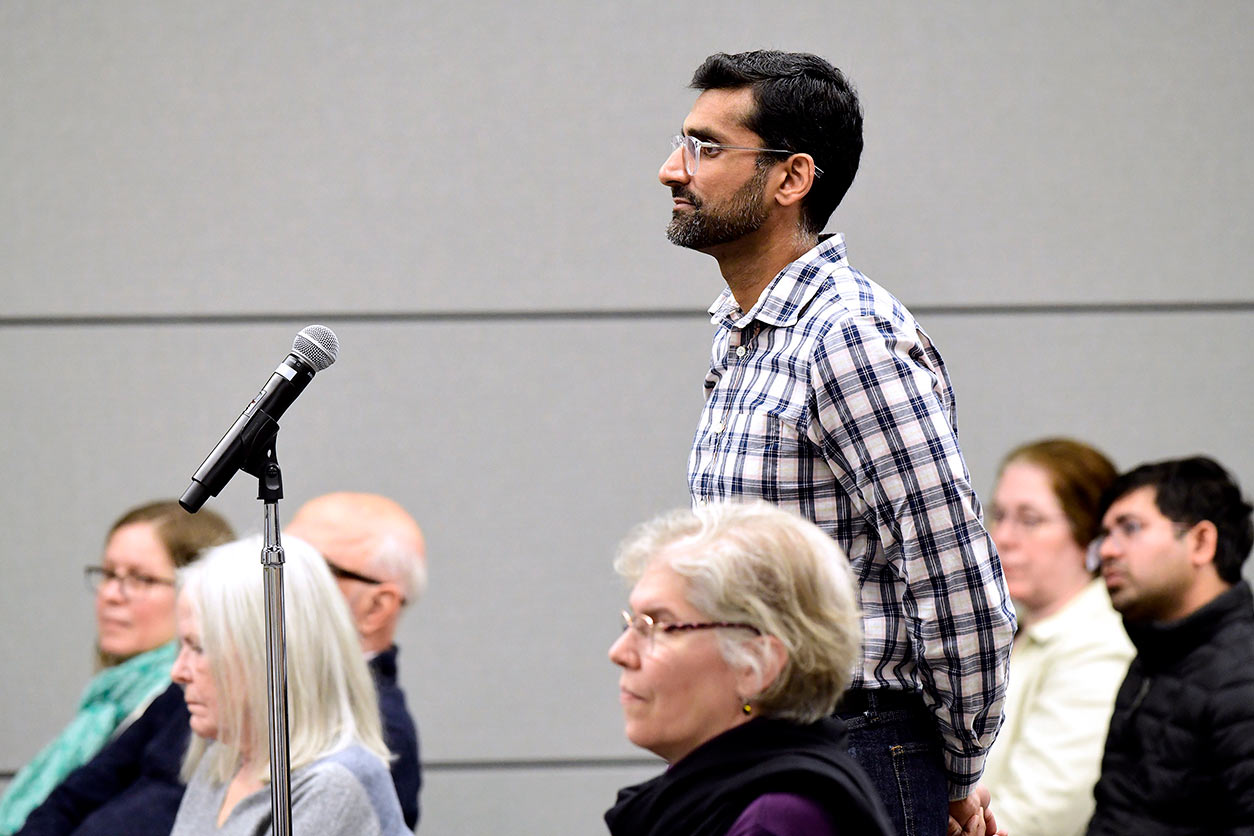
top-left (179, 325), bottom-right (340, 513)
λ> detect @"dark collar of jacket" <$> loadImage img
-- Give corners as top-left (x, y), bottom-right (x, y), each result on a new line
top-left (603, 715), bottom-right (892, 836)
top-left (1124, 581), bottom-right (1253, 670)
top-left (367, 643), bottom-right (400, 685)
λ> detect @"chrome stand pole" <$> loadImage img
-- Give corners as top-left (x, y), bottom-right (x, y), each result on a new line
top-left (259, 468), bottom-right (292, 836)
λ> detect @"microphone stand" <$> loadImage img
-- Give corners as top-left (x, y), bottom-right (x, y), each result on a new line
top-left (243, 434), bottom-right (293, 836)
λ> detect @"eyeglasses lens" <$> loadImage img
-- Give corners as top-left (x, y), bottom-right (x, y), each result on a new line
top-left (670, 135), bottom-right (698, 176)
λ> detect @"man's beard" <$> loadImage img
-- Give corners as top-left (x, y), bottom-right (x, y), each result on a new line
top-left (666, 165), bottom-right (770, 250)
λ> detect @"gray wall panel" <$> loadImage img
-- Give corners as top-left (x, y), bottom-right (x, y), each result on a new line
top-left (421, 763), bottom-right (660, 836)
top-left (3, 309), bottom-right (1251, 774)
top-left (0, 318), bottom-right (708, 767)
top-left (926, 309), bottom-right (1254, 498)
top-left (3, 1), bottom-right (1250, 317)
top-left (2, 3), bottom-right (1252, 832)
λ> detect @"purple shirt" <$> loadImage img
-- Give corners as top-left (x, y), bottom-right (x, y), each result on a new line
top-left (724, 792), bottom-right (840, 836)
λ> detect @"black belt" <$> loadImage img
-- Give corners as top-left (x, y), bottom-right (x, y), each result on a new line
top-left (834, 688), bottom-right (925, 715)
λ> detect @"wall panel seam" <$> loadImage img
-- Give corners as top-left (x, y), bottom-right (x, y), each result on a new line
top-left (1, 300), bottom-right (1252, 329)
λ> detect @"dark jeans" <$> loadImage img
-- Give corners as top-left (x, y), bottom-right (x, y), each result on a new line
top-left (837, 689), bottom-right (949, 836)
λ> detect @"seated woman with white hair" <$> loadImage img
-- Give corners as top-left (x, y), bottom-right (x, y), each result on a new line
top-left (168, 536), bottom-right (408, 836)
top-left (604, 501), bottom-right (895, 836)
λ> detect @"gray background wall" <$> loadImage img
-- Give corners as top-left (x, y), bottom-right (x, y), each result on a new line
top-left (2, 2), bottom-right (1250, 833)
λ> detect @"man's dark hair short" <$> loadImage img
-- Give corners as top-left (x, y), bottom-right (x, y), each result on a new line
top-left (1100, 456), bottom-right (1254, 584)
top-left (691, 50), bottom-right (863, 236)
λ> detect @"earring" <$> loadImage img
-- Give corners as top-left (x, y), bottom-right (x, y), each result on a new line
top-left (743, 702), bottom-right (752, 716)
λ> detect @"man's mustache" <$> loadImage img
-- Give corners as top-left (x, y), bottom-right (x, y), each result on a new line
top-left (671, 187), bottom-right (701, 207)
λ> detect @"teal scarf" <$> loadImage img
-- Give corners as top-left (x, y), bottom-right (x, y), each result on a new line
top-left (0, 641), bottom-right (177, 834)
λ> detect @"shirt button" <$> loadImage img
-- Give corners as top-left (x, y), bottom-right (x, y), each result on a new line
top-left (712, 420), bottom-right (725, 434)
top-left (736, 346), bottom-right (747, 358)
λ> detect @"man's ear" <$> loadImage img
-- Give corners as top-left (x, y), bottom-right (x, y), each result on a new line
top-left (1185, 520), bottom-right (1220, 569)
top-left (772, 154), bottom-right (818, 209)
top-left (359, 583), bottom-right (404, 633)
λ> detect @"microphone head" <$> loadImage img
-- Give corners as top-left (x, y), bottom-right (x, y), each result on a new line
top-left (292, 325), bottom-right (340, 371)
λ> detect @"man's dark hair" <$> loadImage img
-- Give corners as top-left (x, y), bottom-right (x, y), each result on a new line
top-left (690, 50), bottom-right (863, 236)
top-left (1100, 456), bottom-right (1254, 584)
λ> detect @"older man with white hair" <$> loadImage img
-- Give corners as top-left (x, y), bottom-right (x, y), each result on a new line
top-left (287, 492), bottom-right (427, 830)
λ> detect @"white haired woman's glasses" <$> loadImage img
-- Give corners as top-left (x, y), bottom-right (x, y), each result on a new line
top-left (620, 609), bottom-right (760, 654)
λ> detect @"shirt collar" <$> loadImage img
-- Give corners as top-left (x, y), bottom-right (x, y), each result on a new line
top-left (707, 233), bottom-right (847, 329)
top-left (1019, 578), bottom-right (1106, 646)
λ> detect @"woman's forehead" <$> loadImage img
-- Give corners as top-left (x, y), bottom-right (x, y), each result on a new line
top-left (629, 560), bottom-right (693, 613)
top-left (104, 521), bottom-right (172, 570)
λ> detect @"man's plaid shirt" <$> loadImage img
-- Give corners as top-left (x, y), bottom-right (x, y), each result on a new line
top-left (687, 234), bottom-right (1016, 797)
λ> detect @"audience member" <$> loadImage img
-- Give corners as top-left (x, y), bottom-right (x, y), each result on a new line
top-left (287, 491), bottom-right (426, 828)
top-left (981, 439), bottom-right (1133, 836)
top-left (16, 492), bottom-right (426, 834)
top-left (0, 502), bottom-right (232, 834)
top-left (605, 502), bottom-right (896, 836)
top-left (1085, 456), bottom-right (1254, 834)
top-left (168, 535), bottom-right (408, 836)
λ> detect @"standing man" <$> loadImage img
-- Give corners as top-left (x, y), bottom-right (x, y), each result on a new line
top-left (1086, 457), bottom-right (1254, 835)
top-left (663, 51), bottom-right (1015, 835)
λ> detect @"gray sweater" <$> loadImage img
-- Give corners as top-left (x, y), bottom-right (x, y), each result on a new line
top-left (170, 744), bottom-right (409, 836)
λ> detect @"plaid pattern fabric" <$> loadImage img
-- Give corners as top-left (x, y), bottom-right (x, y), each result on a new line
top-left (687, 234), bottom-right (1016, 796)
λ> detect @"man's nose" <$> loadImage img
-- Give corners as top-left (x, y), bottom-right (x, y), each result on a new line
top-left (659, 144), bottom-right (689, 187)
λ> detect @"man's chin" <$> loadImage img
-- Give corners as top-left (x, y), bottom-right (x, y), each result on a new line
top-left (667, 219), bottom-right (711, 251)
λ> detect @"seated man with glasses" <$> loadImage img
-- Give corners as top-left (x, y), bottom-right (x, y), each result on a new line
top-left (661, 50), bottom-right (1015, 836)
top-left (1085, 456), bottom-right (1254, 835)
top-left (286, 492), bottom-right (426, 829)
top-left (15, 493), bottom-right (427, 836)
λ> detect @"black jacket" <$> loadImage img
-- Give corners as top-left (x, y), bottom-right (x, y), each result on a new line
top-left (18, 644), bottom-right (422, 834)
top-left (1086, 581), bottom-right (1254, 835)
top-left (605, 716), bottom-right (893, 836)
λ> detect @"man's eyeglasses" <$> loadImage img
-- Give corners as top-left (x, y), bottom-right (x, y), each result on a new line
top-left (1090, 517), bottom-right (1193, 555)
top-left (84, 566), bottom-right (175, 598)
top-left (325, 559), bottom-right (386, 586)
top-left (325, 559), bottom-right (407, 605)
top-left (669, 134), bottom-right (824, 179)
top-left (620, 609), bottom-right (760, 653)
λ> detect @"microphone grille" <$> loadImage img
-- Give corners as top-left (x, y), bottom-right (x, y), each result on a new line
top-left (292, 325), bottom-right (340, 371)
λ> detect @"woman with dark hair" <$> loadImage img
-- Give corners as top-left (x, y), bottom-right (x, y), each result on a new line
top-left (0, 502), bottom-right (233, 834)
top-left (981, 439), bottom-right (1134, 836)
top-left (604, 502), bottom-right (897, 836)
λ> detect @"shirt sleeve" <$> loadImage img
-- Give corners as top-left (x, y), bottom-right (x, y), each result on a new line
top-left (290, 764), bottom-right (382, 836)
top-left (289, 753), bottom-right (409, 836)
top-left (376, 682), bottom-right (420, 829)
top-left (809, 313), bottom-right (1016, 799)
top-left (1210, 673), bottom-right (1254, 833)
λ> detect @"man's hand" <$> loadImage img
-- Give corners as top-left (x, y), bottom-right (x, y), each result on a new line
top-left (947, 786), bottom-right (1006, 836)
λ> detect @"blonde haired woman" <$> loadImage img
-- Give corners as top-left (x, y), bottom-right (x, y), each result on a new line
top-left (169, 536), bottom-right (406, 836)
